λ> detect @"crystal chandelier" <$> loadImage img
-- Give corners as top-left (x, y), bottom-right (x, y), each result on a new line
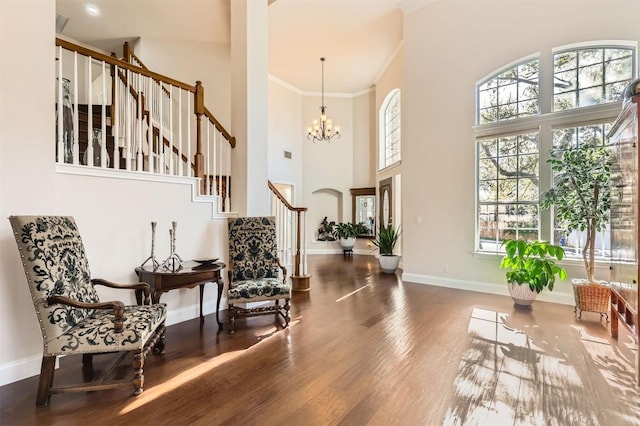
top-left (306, 57), bottom-right (341, 142)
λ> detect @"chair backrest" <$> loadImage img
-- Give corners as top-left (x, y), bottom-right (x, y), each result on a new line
top-left (228, 216), bottom-right (280, 282)
top-left (9, 216), bottom-right (99, 341)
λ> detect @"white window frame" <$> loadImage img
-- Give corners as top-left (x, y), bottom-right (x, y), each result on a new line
top-left (379, 88), bottom-right (401, 170)
top-left (474, 41), bottom-right (637, 256)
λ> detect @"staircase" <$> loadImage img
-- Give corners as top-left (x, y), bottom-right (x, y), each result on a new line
top-left (55, 38), bottom-right (235, 212)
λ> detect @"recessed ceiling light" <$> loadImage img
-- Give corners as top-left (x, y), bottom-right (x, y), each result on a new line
top-left (85, 4), bottom-right (100, 16)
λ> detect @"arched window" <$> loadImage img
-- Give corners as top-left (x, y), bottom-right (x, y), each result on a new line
top-left (475, 43), bottom-right (636, 256)
top-left (379, 89), bottom-right (401, 169)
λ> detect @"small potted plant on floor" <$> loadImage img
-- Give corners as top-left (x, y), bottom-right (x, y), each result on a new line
top-left (500, 239), bottom-right (567, 308)
top-left (333, 222), bottom-right (358, 253)
top-left (372, 225), bottom-right (401, 273)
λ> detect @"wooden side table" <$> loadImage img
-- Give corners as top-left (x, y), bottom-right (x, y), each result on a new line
top-left (135, 261), bottom-right (226, 330)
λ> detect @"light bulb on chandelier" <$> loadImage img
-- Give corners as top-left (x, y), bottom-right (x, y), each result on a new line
top-left (306, 57), bottom-right (341, 142)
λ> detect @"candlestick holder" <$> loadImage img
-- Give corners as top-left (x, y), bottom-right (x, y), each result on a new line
top-left (163, 221), bottom-right (183, 271)
top-left (140, 221), bottom-right (160, 269)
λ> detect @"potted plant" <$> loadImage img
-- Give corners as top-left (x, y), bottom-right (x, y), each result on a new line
top-left (332, 222), bottom-right (358, 253)
top-left (540, 142), bottom-right (612, 316)
top-left (500, 239), bottom-right (567, 307)
top-left (372, 225), bottom-right (401, 273)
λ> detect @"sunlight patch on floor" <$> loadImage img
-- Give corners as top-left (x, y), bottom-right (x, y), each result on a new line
top-left (336, 284), bottom-right (370, 302)
top-left (119, 349), bottom-right (245, 414)
top-left (442, 308), bottom-right (595, 426)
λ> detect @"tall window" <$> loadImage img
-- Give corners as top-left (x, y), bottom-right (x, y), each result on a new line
top-left (477, 132), bottom-right (540, 252)
top-left (475, 43), bottom-right (636, 255)
top-left (380, 89), bottom-right (401, 169)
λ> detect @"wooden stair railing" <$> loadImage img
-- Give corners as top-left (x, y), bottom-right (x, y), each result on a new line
top-left (268, 180), bottom-right (311, 291)
top-left (55, 37), bottom-right (235, 210)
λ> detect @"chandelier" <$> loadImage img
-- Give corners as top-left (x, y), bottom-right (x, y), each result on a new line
top-left (306, 57), bottom-right (341, 142)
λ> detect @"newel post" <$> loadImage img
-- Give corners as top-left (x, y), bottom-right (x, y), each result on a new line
top-left (194, 81), bottom-right (205, 195)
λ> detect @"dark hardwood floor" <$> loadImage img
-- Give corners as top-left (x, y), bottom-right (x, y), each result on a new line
top-left (1, 255), bottom-right (638, 425)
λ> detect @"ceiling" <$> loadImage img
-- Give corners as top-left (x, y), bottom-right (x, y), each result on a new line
top-left (56, 0), bottom-right (404, 94)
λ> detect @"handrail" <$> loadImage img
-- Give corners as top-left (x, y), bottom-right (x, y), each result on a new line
top-left (268, 180), bottom-right (311, 291)
top-left (56, 38), bottom-right (195, 92)
top-left (204, 107), bottom-right (237, 148)
top-left (268, 180), bottom-right (306, 212)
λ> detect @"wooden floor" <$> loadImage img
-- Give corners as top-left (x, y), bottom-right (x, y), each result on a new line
top-left (1, 255), bottom-right (638, 425)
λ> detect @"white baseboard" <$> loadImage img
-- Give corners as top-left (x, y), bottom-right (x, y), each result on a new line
top-left (0, 354), bottom-right (45, 387)
top-left (401, 272), bottom-right (575, 306)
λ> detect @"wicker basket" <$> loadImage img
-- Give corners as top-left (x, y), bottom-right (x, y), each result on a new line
top-left (572, 279), bottom-right (611, 322)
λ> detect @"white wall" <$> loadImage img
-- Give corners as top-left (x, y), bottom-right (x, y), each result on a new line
top-left (352, 89), bottom-right (375, 187)
top-left (400, 0), bottom-right (640, 303)
top-left (137, 37), bottom-right (231, 130)
top-left (268, 78), bottom-right (303, 200)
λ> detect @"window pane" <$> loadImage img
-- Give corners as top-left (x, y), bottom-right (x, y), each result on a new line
top-left (578, 64), bottom-right (603, 88)
top-left (476, 132), bottom-right (540, 253)
top-left (554, 46), bottom-right (634, 111)
top-left (381, 90), bottom-right (401, 168)
top-left (477, 59), bottom-right (539, 124)
top-left (554, 52), bottom-right (576, 72)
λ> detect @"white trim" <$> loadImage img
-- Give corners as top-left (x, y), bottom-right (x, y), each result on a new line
top-left (401, 272), bottom-right (575, 306)
top-left (552, 40), bottom-right (638, 53)
top-left (268, 74), bottom-right (303, 95)
top-left (0, 354), bottom-right (44, 386)
top-left (56, 164), bottom-right (233, 219)
top-left (268, 73), bottom-right (373, 98)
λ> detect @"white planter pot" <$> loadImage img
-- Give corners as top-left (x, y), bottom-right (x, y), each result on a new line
top-left (507, 282), bottom-right (539, 307)
top-left (339, 237), bottom-right (356, 251)
top-left (378, 255), bottom-right (400, 274)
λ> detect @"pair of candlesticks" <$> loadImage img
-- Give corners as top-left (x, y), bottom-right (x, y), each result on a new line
top-left (141, 221), bottom-right (183, 271)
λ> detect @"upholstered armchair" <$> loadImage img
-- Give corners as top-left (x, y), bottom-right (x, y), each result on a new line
top-left (227, 216), bottom-right (291, 333)
top-left (9, 216), bottom-right (167, 406)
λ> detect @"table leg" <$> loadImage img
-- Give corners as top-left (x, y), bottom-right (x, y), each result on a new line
top-left (216, 278), bottom-right (224, 330)
top-left (199, 284), bottom-right (205, 323)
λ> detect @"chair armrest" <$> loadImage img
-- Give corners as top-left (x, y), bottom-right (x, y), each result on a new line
top-left (46, 295), bottom-right (126, 332)
top-left (92, 278), bottom-right (152, 305)
top-left (275, 257), bottom-right (288, 284)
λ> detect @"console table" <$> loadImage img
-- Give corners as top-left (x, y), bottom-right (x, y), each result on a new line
top-left (135, 261), bottom-right (226, 330)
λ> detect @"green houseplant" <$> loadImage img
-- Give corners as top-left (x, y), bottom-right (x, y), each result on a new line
top-left (540, 142), bottom-right (611, 283)
top-left (500, 239), bottom-right (567, 306)
top-left (332, 222), bottom-right (367, 253)
top-left (372, 225), bottom-right (402, 273)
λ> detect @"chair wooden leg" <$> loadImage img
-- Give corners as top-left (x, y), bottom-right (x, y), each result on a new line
top-left (82, 353), bottom-right (93, 366)
top-left (228, 305), bottom-right (235, 334)
top-left (36, 356), bottom-right (56, 406)
top-left (284, 299), bottom-right (290, 327)
top-left (132, 349), bottom-right (144, 396)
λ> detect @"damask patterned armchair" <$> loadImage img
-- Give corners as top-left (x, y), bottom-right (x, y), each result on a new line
top-left (9, 216), bottom-right (167, 406)
top-left (227, 217), bottom-right (291, 333)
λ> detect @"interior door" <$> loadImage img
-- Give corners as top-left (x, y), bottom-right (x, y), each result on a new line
top-left (379, 177), bottom-right (393, 230)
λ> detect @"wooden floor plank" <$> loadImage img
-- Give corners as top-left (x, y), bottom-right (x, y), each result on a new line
top-left (0, 255), bottom-right (638, 425)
